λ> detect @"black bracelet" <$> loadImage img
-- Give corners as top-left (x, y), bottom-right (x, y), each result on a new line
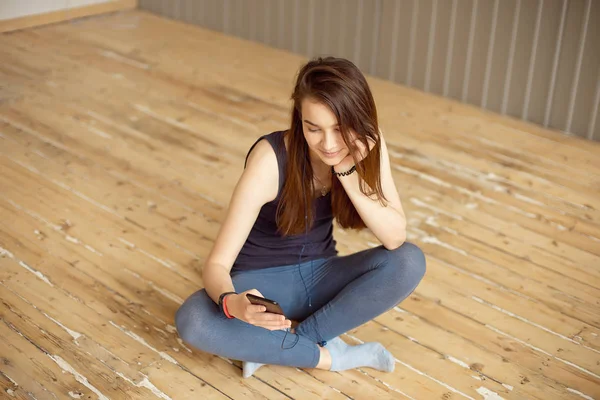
top-left (218, 291), bottom-right (237, 316)
top-left (332, 165), bottom-right (356, 177)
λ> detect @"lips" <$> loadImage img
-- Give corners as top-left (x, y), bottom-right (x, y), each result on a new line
top-left (322, 149), bottom-right (341, 158)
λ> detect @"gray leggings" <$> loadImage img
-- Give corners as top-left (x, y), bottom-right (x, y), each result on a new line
top-left (175, 242), bottom-right (426, 368)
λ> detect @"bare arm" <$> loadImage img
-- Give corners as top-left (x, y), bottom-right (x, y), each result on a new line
top-left (202, 139), bottom-right (279, 304)
top-left (337, 132), bottom-right (407, 250)
top-left (201, 138), bottom-right (291, 330)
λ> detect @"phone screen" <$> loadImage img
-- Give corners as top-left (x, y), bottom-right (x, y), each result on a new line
top-left (246, 294), bottom-right (285, 316)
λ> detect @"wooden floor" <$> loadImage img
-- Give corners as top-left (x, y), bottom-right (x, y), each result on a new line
top-left (1, 10), bottom-right (599, 400)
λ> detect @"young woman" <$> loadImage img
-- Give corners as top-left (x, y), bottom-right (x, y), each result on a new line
top-left (176, 57), bottom-right (426, 378)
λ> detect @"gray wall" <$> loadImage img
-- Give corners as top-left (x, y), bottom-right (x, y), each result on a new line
top-left (139, 0), bottom-right (600, 142)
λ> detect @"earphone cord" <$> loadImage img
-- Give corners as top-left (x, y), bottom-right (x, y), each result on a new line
top-left (282, 155), bottom-right (312, 350)
top-left (299, 153), bottom-right (312, 307)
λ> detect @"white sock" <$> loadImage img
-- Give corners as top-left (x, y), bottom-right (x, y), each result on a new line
top-left (326, 338), bottom-right (395, 372)
top-left (242, 360), bottom-right (264, 379)
top-left (242, 337), bottom-right (395, 377)
top-left (242, 336), bottom-right (347, 378)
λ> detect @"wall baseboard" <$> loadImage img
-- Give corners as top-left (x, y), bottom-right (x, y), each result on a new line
top-left (0, 0), bottom-right (138, 33)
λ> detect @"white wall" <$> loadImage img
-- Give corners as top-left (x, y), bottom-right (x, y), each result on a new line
top-left (0, 0), bottom-right (116, 20)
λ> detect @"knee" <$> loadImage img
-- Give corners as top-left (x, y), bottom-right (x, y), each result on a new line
top-left (175, 291), bottom-right (212, 349)
top-left (387, 241), bottom-right (426, 284)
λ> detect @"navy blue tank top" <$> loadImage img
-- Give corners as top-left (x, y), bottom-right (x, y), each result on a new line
top-left (232, 130), bottom-right (338, 272)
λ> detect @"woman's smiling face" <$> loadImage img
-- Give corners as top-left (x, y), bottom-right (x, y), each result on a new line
top-left (301, 97), bottom-right (351, 166)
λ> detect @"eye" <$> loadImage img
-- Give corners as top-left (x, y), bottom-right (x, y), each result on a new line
top-left (308, 128), bottom-right (320, 133)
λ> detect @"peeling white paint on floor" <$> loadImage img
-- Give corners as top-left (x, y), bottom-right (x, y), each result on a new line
top-left (410, 197), bottom-right (464, 220)
top-left (123, 268), bottom-right (183, 305)
top-left (43, 312), bottom-right (82, 342)
top-left (447, 355), bottom-right (469, 369)
top-left (50, 355), bottom-right (109, 400)
top-left (475, 386), bottom-right (504, 400)
top-left (394, 355), bottom-right (476, 400)
top-left (356, 368), bottom-right (417, 400)
top-left (66, 235), bottom-right (80, 244)
top-left (344, 334), bottom-right (475, 400)
top-left (51, 180), bottom-right (115, 215)
top-left (486, 325), bottom-right (600, 380)
top-left (83, 244), bottom-right (103, 255)
top-left (393, 164), bottom-right (452, 188)
top-left (421, 235), bottom-right (468, 256)
top-left (86, 126), bottom-right (113, 139)
top-left (0, 246), bottom-right (15, 258)
top-left (99, 50), bottom-right (150, 70)
top-left (138, 248), bottom-right (176, 271)
top-left (3, 373), bottom-right (18, 386)
top-left (19, 261), bottom-right (54, 287)
top-left (566, 387), bottom-right (594, 400)
top-left (150, 283), bottom-right (183, 305)
top-left (513, 193), bottom-right (546, 206)
top-left (115, 371), bottom-right (172, 400)
top-left (176, 338), bottom-right (192, 353)
top-left (109, 321), bottom-right (177, 365)
top-left (471, 295), bottom-right (585, 346)
top-left (118, 237), bottom-right (136, 248)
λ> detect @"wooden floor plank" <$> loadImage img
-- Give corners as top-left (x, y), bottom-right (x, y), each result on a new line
top-left (1, 9), bottom-right (599, 400)
top-left (0, 283), bottom-right (167, 400)
top-left (0, 370), bottom-right (31, 400)
top-left (2, 28), bottom-right (596, 266)
top-left (6, 135), bottom-right (596, 400)
top-left (3, 30), bottom-right (596, 256)
top-left (420, 249), bottom-right (600, 351)
top-left (54, 11), bottom-right (600, 173)
top-left (2, 109), bottom-right (596, 344)
top-left (0, 123), bottom-right (502, 400)
top-left (389, 134), bottom-right (600, 216)
top-left (0, 318), bottom-right (82, 400)
top-left (398, 181), bottom-right (600, 281)
top-left (0, 209), bottom-right (333, 399)
top-left (1, 125), bottom-right (594, 399)
top-left (0, 170), bottom-right (398, 398)
top-left (383, 282), bottom-right (600, 397)
top-left (1, 66), bottom-right (596, 312)
top-left (0, 231), bottom-right (282, 400)
top-left (392, 154), bottom-right (600, 254)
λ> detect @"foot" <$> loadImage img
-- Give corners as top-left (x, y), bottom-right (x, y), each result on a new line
top-left (242, 320), bottom-right (301, 379)
top-left (326, 338), bottom-right (395, 373)
top-left (243, 361), bottom-right (265, 378)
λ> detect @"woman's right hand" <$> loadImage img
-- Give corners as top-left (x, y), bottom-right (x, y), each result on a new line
top-left (226, 289), bottom-right (292, 331)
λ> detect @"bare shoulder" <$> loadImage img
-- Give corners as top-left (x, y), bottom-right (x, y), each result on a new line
top-left (242, 137), bottom-right (279, 204)
top-left (203, 137), bottom-right (279, 273)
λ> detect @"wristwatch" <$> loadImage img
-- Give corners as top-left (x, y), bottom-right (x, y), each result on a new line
top-left (218, 292), bottom-right (237, 318)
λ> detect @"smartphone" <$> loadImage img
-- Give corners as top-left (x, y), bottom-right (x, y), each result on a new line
top-left (246, 294), bottom-right (285, 316)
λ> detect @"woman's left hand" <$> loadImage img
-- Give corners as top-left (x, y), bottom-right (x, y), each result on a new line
top-left (333, 134), bottom-right (377, 174)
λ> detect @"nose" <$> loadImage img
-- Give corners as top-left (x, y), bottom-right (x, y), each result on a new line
top-left (323, 131), bottom-right (338, 151)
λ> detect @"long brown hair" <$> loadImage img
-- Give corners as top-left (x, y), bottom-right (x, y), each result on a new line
top-left (277, 57), bottom-right (387, 236)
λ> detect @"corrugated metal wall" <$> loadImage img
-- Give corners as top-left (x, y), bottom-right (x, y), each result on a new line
top-left (138, 0), bottom-right (600, 141)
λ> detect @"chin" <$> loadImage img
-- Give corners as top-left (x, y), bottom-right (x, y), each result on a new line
top-left (318, 156), bottom-right (343, 166)
top-left (318, 150), bottom-right (348, 165)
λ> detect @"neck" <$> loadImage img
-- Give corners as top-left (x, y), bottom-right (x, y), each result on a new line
top-left (308, 149), bottom-right (329, 175)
